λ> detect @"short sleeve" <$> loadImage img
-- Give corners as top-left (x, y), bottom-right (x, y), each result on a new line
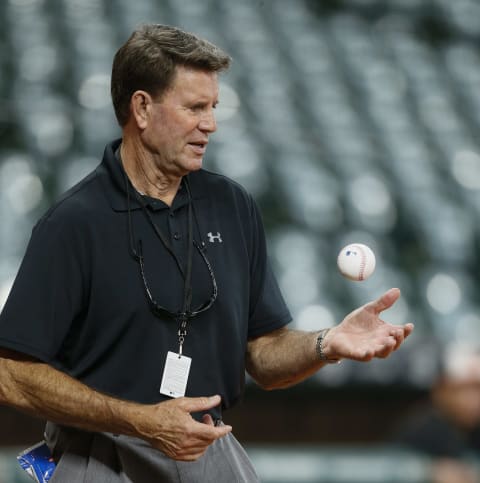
top-left (0, 213), bottom-right (88, 362)
top-left (247, 197), bottom-right (292, 339)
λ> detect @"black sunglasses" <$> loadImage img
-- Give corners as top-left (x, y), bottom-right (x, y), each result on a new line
top-left (133, 238), bottom-right (218, 322)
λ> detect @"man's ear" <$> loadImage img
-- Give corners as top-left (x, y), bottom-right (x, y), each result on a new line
top-left (130, 90), bottom-right (152, 130)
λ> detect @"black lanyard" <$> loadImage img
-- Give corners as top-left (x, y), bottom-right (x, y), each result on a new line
top-left (137, 182), bottom-right (194, 318)
top-left (123, 170), bottom-right (199, 355)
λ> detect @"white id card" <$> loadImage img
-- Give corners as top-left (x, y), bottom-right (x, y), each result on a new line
top-left (159, 351), bottom-right (192, 398)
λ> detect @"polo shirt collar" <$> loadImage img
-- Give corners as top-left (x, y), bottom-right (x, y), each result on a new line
top-left (98, 139), bottom-right (202, 213)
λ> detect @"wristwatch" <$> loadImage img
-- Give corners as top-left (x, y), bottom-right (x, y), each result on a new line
top-left (316, 328), bottom-right (341, 364)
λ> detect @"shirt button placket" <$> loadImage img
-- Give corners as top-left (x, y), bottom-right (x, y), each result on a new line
top-left (168, 210), bottom-right (182, 243)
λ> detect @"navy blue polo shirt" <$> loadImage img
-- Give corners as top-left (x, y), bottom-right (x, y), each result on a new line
top-left (0, 139), bottom-right (291, 417)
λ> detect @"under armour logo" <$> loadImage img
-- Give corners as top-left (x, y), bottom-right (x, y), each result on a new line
top-left (207, 232), bottom-right (223, 243)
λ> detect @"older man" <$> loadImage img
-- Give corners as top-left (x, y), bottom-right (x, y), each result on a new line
top-left (0, 24), bottom-right (413, 482)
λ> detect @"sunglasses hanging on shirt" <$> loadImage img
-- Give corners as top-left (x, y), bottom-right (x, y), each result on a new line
top-left (122, 167), bottom-right (218, 357)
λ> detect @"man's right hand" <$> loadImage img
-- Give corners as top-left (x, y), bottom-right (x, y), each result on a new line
top-left (0, 352), bottom-right (231, 462)
top-left (140, 395), bottom-right (232, 461)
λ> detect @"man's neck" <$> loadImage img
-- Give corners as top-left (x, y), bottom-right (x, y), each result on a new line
top-left (120, 139), bottom-right (181, 207)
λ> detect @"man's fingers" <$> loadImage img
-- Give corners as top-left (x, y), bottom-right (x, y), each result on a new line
top-left (176, 395), bottom-right (232, 438)
top-left (163, 422), bottom-right (232, 460)
top-left (147, 396), bottom-right (232, 463)
top-left (388, 328), bottom-right (405, 350)
top-left (175, 420), bottom-right (232, 454)
top-left (180, 395), bottom-right (222, 413)
top-left (202, 413), bottom-right (215, 426)
top-left (370, 288), bottom-right (401, 314)
top-left (192, 419), bottom-right (232, 440)
top-left (390, 323), bottom-right (415, 349)
top-left (404, 323), bottom-right (414, 337)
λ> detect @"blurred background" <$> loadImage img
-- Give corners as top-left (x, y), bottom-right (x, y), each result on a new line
top-left (1, 0), bottom-right (480, 481)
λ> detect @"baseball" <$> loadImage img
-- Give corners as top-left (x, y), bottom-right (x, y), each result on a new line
top-left (337, 243), bottom-right (376, 281)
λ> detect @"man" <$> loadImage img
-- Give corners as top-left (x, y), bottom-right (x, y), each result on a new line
top-left (0, 25), bottom-right (413, 481)
top-left (393, 344), bottom-right (480, 483)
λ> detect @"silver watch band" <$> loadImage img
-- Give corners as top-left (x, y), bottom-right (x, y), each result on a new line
top-left (316, 328), bottom-right (341, 364)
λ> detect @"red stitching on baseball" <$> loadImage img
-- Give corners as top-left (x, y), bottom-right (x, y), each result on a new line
top-left (353, 244), bottom-right (366, 281)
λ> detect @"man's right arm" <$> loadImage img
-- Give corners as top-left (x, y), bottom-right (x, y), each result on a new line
top-left (0, 349), bottom-right (231, 461)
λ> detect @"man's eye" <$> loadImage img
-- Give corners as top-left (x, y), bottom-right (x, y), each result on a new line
top-left (189, 104), bottom-right (216, 112)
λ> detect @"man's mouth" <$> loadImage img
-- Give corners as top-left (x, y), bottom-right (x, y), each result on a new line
top-left (188, 141), bottom-right (208, 154)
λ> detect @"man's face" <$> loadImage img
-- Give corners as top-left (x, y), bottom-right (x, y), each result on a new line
top-left (438, 379), bottom-right (480, 429)
top-left (140, 66), bottom-right (219, 176)
top-left (436, 354), bottom-right (480, 429)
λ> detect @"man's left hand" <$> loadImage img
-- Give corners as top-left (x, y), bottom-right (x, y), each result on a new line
top-left (322, 288), bottom-right (414, 361)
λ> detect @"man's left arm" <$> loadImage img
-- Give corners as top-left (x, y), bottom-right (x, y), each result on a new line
top-left (246, 288), bottom-right (414, 390)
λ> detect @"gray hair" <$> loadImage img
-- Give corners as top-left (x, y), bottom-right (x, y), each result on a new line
top-left (111, 24), bottom-right (231, 126)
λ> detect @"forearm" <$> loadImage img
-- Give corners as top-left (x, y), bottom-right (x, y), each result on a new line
top-left (246, 328), bottom-right (327, 390)
top-left (0, 352), bottom-right (143, 437)
top-left (0, 350), bottom-right (233, 461)
top-left (246, 289), bottom-right (415, 391)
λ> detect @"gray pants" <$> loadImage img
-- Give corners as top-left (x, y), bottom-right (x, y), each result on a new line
top-left (45, 422), bottom-right (259, 483)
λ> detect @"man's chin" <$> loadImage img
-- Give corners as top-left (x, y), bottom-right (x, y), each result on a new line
top-left (187, 157), bottom-right (204, 172)
top-left (178, 157), bottom-right (203, 176)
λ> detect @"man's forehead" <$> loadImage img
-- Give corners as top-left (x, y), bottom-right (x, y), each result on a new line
top-left (444, 345), bottom-right (480, 383)
top-left (167, 66), bottom-right (219, 96)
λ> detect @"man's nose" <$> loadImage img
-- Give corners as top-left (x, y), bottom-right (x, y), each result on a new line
top-left (199, 109), bottom-right (217, 133)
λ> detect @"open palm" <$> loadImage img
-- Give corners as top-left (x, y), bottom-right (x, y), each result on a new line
top-left (325, 288), bottom-right (414, 361)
